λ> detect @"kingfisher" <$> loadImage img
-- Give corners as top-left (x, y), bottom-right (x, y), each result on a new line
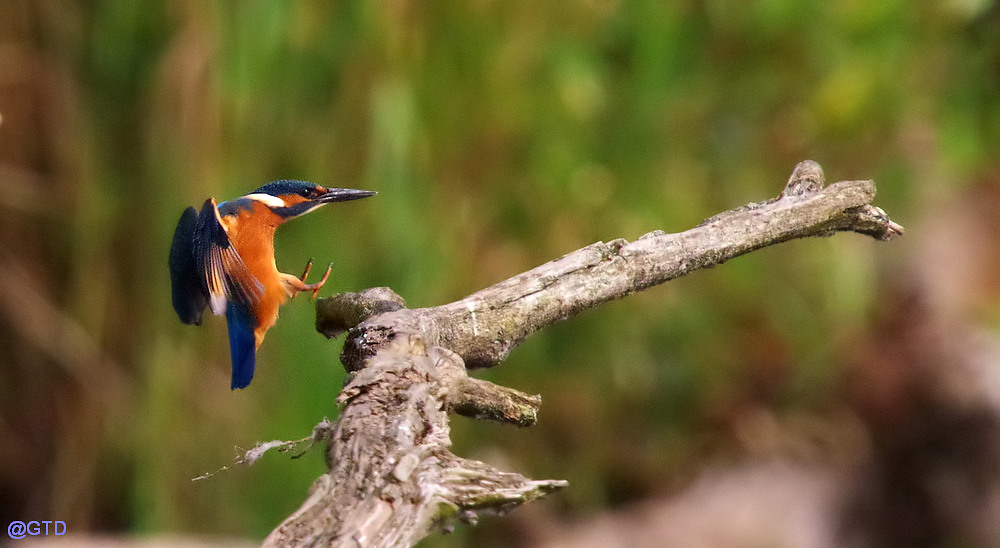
top-left (169, 180), bottom-right (376, 389)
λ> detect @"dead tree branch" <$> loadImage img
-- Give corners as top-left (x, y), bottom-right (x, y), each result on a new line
top-left (264, 160), bottom-right (903, 547)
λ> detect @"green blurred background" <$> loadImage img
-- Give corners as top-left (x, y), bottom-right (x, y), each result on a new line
top-left (2, 1), bottom-right (999, 545)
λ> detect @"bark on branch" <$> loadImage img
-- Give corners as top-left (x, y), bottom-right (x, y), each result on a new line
top-left (264, 161), bottom-right (903, 547)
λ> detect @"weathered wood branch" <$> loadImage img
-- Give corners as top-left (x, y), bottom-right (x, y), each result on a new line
top-left (265, 161), bottom-right (903, 547)
top-left (329, 160), bottom-right (902, 371)
top-left (264, 335), bottom-right (563, 547)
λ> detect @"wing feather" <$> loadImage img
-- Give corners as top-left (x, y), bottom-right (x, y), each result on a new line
top-left (193, 198), bottom-right (265, 316)
top-left (169, 206), bottom-right (209, 325)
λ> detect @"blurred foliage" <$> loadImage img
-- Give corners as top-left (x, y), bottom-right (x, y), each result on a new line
top-left (1, 0), bottom-right (999, 545)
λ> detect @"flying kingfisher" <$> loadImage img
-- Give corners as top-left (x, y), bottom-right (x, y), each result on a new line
top-left (169, 180), bottom-right (376, 389)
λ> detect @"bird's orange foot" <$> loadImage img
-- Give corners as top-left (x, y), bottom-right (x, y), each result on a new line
top-left (298, 259), bottom-right (332, 299)
top-left (283, 260), bottom-right (333, 299)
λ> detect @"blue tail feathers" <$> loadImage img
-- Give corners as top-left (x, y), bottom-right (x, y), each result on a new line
top-left (225, 303), bottom-right (257, 389)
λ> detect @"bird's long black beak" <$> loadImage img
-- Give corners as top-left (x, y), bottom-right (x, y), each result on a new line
top-left (317, 187), bottom-right (377, 203)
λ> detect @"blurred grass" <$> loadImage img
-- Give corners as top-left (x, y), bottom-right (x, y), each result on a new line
top-left (1, 0), bottom-right (999, 544)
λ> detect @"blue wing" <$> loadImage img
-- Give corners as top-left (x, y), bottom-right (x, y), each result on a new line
top-left (193, 199), bottom-right (264, 315)
top-left (169, 206), bottom-right (209, 325)
top-left (170, 198), bottom-right (265, 389)
top-left (225, 302), bottom-right (257, 390)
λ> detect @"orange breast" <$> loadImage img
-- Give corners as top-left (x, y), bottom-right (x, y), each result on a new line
top-left (221, 202), bottom-right (289, 345)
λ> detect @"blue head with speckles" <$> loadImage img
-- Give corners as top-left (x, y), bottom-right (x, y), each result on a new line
top-left (245, 180), bottom-right (376, 219)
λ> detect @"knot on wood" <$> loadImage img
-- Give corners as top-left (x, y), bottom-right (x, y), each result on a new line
top-left (782, 159), bottom-right (826, 197)
top-left (316, 287), bottom-right (407, 339)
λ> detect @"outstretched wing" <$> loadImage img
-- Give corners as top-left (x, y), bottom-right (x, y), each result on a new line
top-left (169, 206), bottom-right (209, 325)
top-left (192, 198), bottom-right (264, 316)
top-left (170, 199), bottom-right (264, 325)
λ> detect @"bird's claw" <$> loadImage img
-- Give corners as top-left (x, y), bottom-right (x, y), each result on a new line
top-left (297, 259), bottom-right (332, 299)
top-left (310, 262), bottom-right (333, 299)
top-left (299, 258), bottom-right (314, 282)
